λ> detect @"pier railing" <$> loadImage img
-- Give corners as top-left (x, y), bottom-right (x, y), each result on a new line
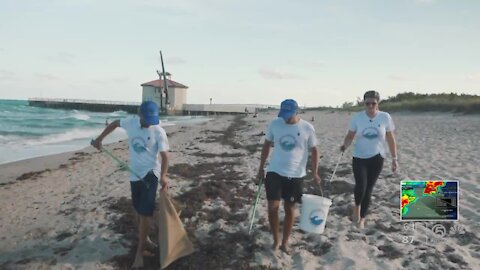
top-left (28, 98), bottom-right (140, 113)
top-left (28, 98), bottom-right (140, 106)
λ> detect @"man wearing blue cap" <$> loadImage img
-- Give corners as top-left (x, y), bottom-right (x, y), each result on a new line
top-left (92, 100), bottom-right (170, 268)
top-left (257, 99), bottom-right (320, 255)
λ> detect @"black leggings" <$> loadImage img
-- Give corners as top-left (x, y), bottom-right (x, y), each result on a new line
top-left (353, 154), bottom-right (384, 218)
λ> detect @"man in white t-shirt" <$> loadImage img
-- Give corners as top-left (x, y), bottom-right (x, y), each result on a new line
top-left (92, 101), bottom-right (170, 268)
top-left (257, 99), bottom-right (321, 255)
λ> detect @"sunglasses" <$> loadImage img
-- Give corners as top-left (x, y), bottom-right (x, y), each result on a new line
top-left (365, 102), bottom-right (377, 106)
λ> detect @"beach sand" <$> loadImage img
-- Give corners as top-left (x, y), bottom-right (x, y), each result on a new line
top-left (0, 111), bottom-right (479, 269)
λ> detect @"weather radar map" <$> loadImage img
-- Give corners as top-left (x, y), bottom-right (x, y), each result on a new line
top-left (401, 180), bottom-right (458, 221)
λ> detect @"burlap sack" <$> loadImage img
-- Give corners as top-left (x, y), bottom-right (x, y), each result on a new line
top-left (157, 191), bottom-right (194, 269)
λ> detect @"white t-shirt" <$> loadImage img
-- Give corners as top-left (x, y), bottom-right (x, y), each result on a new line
top-left (348, 111), bottom-right (395, 159)
top-left (265, 118), bottom-right (317, 178)
top-left (120, 116), bottom-right (169, 181)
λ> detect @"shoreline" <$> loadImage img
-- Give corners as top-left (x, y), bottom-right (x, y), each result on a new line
top-left (0, 147), bottom-right (93, 185)
top-left (0, 123), bottom-right (182, 185)
top-left (0, 129), bottom-right (128, 166)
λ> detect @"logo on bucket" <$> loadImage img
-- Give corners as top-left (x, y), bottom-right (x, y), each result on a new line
top-left (309, 209), bottom-right (325, 226)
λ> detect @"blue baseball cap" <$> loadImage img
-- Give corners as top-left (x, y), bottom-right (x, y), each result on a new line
top-left (278, 99), bottom-right (298, 120)
top-left (139, 101), bottom-right (159, 125)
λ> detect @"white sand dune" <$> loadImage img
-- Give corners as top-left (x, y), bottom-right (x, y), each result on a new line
top-left (0, 111), bottom-right (479, 269)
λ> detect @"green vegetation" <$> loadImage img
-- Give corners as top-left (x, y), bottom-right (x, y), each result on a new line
top-left (340, 92), bottom-right (480, 114)
top-left (304, 106), bottom-right (335, 111)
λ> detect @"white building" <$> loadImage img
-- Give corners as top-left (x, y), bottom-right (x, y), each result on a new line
top-left (141, 74), bottom-right (188, 114)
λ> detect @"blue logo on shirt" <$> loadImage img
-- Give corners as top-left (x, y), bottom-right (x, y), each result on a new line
top-left (362, 127), bottom-right (379, 140)
top-left (131, 137), bottom-right (147, 153)
top-left (279, 135), bottom-right (297, 151)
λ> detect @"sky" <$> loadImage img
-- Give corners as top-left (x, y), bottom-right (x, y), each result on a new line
top-left (1, 0), bottom-right (479, 107)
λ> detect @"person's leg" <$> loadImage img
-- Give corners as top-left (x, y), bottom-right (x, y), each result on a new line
top-left (268, 200), bottom-right (281, 249)
top-left (131, 172), bottom-right (158, 268)
top-left (352, 158), bottom-right (368, 223)
top-left (143, 173), bottom-right (158, 254)
top-left (146, 222), bottom-right (157, 249)
top-left (281, 201), bottom-right (295, 253)
top-left (279, 177), bottom-right (302, 254)
top-left (264, 172), bottom-right (282, 249)
top-left (135, 213), bottom-right (157, 249)
top-left (132, 214), bottom-right (150, 267)
top-left (359, 155), bottom-right (384, 228)
top-left (130, 180), bottom-right (144, 268)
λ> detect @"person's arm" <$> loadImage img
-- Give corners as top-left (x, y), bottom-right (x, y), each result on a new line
top-left (257, 140), bottom-right (272, 183)
top-left (92, 120), bottom-right (120, 150)
top-left (311, 146), bottom-right (321, 184)
top-left (159, 151), bottom-right (170, 191)
top-left (340, 130), bottom-right (356, 152)
top-left (386, 131), bottom-right (397, 173)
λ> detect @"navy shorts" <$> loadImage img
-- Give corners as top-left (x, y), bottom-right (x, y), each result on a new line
top-left (265, 172), bottom-right (303, 203)
top-left (130, 172), bottom-right (158, 216)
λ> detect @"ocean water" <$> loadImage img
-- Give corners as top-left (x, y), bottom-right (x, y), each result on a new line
top-left (0, 99), bottom-right (209, 165)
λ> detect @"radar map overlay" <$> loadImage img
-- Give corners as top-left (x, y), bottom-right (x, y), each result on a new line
top-left (401, 180), bottom-right (458, 221)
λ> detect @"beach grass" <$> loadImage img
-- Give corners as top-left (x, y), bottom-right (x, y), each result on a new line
top-left (337, 92), bottom-right (480, 113)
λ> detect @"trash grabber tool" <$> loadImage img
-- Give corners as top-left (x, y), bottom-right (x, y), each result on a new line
top-left (325, 152), bottom-right (344, 198)
top-left (90, 139), bottom-right (150, 188)
top-left (248, 178), bottom-right (264, 235)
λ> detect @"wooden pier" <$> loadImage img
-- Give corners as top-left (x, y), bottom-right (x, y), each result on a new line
top-left (28, 98), bottom-right (140, 113)
top-left (28, 98), bottom-right (278, 116)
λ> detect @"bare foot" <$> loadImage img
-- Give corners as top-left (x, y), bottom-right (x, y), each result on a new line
top-left (350, 213), bottom-right (359, 223)
top-left (272, 241), bottom-right (280, 250)
top-left (279, 245), bottom-right (291, 255)
top-left (132, 253), bottom-right (144, 269)
top-left (350, 205), bottom-right (360, 223)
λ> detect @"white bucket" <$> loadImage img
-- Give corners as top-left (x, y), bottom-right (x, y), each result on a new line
top-left (300, 194), bottom-right (332, 234)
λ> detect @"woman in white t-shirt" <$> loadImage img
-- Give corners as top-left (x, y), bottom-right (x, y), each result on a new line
top-left (340, 91), bottom-right (398, 229)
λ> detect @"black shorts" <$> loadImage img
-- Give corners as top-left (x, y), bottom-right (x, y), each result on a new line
top-left (130, 172), bottom-right (158, 216)
top-left (265, 172), bottom-right (303, 203)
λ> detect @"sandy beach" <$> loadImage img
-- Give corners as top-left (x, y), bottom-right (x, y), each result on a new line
top-left (1, 110), bottom-right (479, 270)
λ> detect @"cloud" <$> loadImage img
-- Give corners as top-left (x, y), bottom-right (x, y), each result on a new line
top-left (165, 56), bottom-right (187, 65)
top-left (258, 68), bottom-right (303, 80)
top-left (33, 73), bottom-right (60, 80)
top-left (47, 52), bottom-right (75, 64)
top-left (466, 72), bottom-right (480, 83)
